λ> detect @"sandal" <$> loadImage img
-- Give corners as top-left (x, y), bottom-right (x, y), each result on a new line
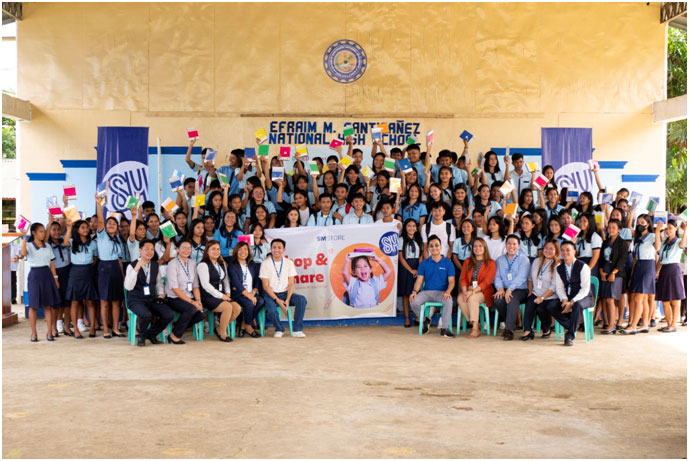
top-left (404, 319), bottom-right (411, 328)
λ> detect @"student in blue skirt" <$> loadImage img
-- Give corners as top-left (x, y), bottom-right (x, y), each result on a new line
top-left (95, 194), bottom-right (125, 338)
top-left (47, 219), bottom-right (70, 337)
top-left (654, 219), bottom-right (687, 333)
top-left (20, 222), bottom-right (61, 342)
top-left (622, 214), bottom-right (656, 334)
top-left (63, 219), bottom-right (99, 339)
top-left (399, 219), bottom-right (423, 327)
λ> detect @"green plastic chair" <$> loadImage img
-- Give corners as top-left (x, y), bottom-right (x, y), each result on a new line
top-left (257, 305), bottom-right (293, 337)
top-left (418, 302), bottom-right (451, 335)
top-left (455, 310), bottom-right (468, 336)
top-left (457, 303), bottom-right (497, 336)
top-left (206, 309), bottom-right (237, 340)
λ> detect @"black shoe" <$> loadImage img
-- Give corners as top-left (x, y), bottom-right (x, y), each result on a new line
top-left (30, 336), bottom-right (38, 342)
top-left (149, 336), bottom-right (162, 344)
top-left (88, 333), bottom-right (96, 338)
top-left (503, 330), bottom-right (514, 341)
top-left (136, 336), bottom-right (145, 347)
top-left (63, 330), bottom-right (74, 337)
top-left (103, 334), bottom-right (112, 339)
top-left (577, 324), bottom-right (585, 332)
top-left (636, 319), bottom-right (643, 327)
top-left (520, 331), bottom-right (535, 341)
top-left (601, 329), bottom-right (617, 335)
top-left (111, 331), bottom-right (125, 338)
top-left (422, 319), bottom-right (430, 335)
top-left (440, 329), bottom-right (455, 338)
top-left (540, 330), bottom-right (551, 339)
top-left (168, 335), bottom-right (185, 345)
top-left (248, 331), bottom-right (260, 338)
top-left (74, 333), bottom-right (84, 339)
top-left (619, 329), bottom-right (637, 335)
top-left (215, 329), bottom-right (233, 342)
top-left (594, 320), bottom-right (602, 327)
top-left (46, 335), bottom-right (55, 342)
top-left (650, 319), bottom-right (656, 328)
top-left (564, 338), bottom-right (574, 346)
top-left (638, 328), bottom-right (650, 333)
top-left (660, 327), bottom-right (677, 333)
top-left (238, 329), bottom-right (246, 338)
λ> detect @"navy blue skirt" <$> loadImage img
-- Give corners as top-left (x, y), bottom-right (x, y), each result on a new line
top-left (97, 260), bottom-right (124, 301)
top-left (27, 266), bottom-right (61, 309)
top-left (600, 261), bottom-right (624, 300)
top-left (66, 264), bottom-right (99, 302)
top-left (629, 259), bottom-right (656, 295)
top-left (656, 263), bottom-right (686, 302)
top-left (398, 257), bottom-right (419, 297)
top-left (55, 265), bottom-right (71, 307)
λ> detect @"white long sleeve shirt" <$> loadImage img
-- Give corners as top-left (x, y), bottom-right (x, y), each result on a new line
top-left (124, 263), bottom-right (165, 295)
top-left (555, 261), bottom-right (591, 303)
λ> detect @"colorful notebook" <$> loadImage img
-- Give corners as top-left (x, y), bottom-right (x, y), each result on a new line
top-left (162, 197), bottom-right (179, 213)
top-left (329, 139), bottom-right (343, 150)
top-left (459, 130), bottom-right (473, 143)
top-left (63, 206), bottom-right (80, 222)
top-left (63, 185), bottom-right (77, 200)
top-left (187, 127), bottom-right (199, 140)
top-left (193, 194), bottom-right (206, 208)
top-left (160, 221), bottom-right (178, 238)
top-left (398, 158), bottom-right (412, 174)
top-left (258, 144), bottom-right (270, 157)
top-left (384, 157), bottom-right (395, 172)
top-left (255, 128), bottom-right (268, 144)
top-left (279, 146), bottom-right (292, 159)
top-left (389, 178), bottom-right (401, 194)
top-left (343, 124), bottom-right (354, 137)
top-left (563, 224), bottom-right (581, 241)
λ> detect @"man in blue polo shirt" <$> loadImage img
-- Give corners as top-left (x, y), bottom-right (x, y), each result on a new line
top-left (409, 235), bottom-right (456, 337)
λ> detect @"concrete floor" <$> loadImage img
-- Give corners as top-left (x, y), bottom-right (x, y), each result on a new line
top-left (2, 309), bottom-right (687, 459)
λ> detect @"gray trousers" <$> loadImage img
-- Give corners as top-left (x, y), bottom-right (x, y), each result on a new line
top-left (410, 290), bottom-right (453, 328)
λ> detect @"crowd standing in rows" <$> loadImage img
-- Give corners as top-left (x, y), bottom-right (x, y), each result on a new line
top-left (18, 133), bottom-right (687, 346)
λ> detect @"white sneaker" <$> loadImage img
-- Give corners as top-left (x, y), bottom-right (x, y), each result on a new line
top-left (77, 320), bottom-right (88, 332)
top-left (291, 331), bottom-right (306, 338)
top-left (499, 322), bottom-right (506, 330)
top-left (274, 331), bottom-right (284, 338)
top-left (56, 320), bottom-right (64, 333)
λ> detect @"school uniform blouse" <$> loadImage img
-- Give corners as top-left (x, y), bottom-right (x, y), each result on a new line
top-left (26, 241), bottom-right (55, 268)
top-left (401, 240), bottom-right (422, 260)
top-left (164, 257), bottom-right (199, 299)
top-left (213, 228), bottom-right (243, 258)
top-left (485, 236), bottom-right (506, 262)
top-left (483, 168), bottom-right (504, 189)
top-left (265, 187), bottom-right (291, 210)
top-left (659, 237), bottom-right (685, 265)
top-left (70, 238), bottom-right (98, 265)
top-left (401, 202), bottom-right (428, 224)
top-left (634, 233), bottom-right (656, 261)
top-left (459, 259), bottom-right (497, 306)
top-left (575, 233), bottom-right (603, 259)
top-left (127, 239), bottom-right (141, 263)
top-left (330, 201), bottom-right (350, 219)
top-left (545, 204), bottom-right (564, 221)
top-left (475, 200), bottom-right (502, 219)
top-left (343, 212), bottom-right (374, 225)
top-left (307, 211), bottom-right (339, 227)
top-left (189, 240), bottom-right (206, 264)
top-left (96, 229), bottom-right (123, 261)
top-left (518, 234), bottom-right (541, 259)
top-left (197, 261), bottom-right (231, 297)
top-left (49, 240), bottom-right (71, 268)
top-left (146, 228), bottom-right (163, 243)
top-left (452, 236), bottom-right (474, 261)
top-left (529, 259), bottom-right (559, 300)
top-left (245, 200), bottom-right (277, 218)
top-left (251, 242), bottom-right (270, 264)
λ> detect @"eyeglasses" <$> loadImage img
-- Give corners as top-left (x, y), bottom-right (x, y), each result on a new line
top-left (429, 244), bottom-right (441, 248)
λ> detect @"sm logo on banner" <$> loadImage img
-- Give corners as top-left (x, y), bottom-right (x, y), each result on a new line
top-left (103, 161), bottom-right (149, 211)
top-left (555, 162), bottom-right (595, 194)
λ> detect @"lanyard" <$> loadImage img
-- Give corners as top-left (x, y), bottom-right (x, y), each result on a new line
top-left (320, 213), bottom-right (331, 226)
top-left (506, 254), bottom-right (519, 274)
top-left (272, 255), bottom-right (283, 279)
top-left (214, 262), bottom-right (224, 281)
top-left (538, 260), bottom-right (553, 280)
top-left (473, 261), bottom-right (482, 281)
top-left (241, 263), bottom-right (249, 287)
top-left (142, 263), bottom-right (151, 284)
top-left (177, 256), bottom-right (191, 281)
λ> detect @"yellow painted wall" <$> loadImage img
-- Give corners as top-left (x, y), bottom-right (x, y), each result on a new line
top-left (17, 2), bottom-right (667, 218)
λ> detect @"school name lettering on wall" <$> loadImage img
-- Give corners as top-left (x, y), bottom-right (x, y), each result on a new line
top-left (268, 120), bottom-right (422, 145)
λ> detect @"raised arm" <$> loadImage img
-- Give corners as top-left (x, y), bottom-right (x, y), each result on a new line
top-left (261, 157), bottom-right (273, 190)
top-left (345, 135), bottom-right (353, 158)
top-left (221, 182), bottom-right (230, 212)
top-left (96, 192), bottom-right (105, 232)
top-left (185, 139), bottom-right (197, 170)
top-left (342, 254), bottom-right (352, 285)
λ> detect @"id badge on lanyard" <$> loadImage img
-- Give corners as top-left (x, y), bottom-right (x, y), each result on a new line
top-left (507, 273), bottom-right (513, 281)
top-left (537, 280), bottom-right (543, 289)
top-left (187, 281), bottom-right (193, 292)
top-left (143, 286), bottom-right (151, 296)
top-left (472, 281), bottom-right (478, 289)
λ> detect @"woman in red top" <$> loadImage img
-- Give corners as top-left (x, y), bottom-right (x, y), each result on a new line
top-left (457, 238), bottom-right (497, 338)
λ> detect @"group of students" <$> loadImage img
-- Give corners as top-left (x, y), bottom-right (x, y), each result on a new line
top-left (17, 133), bottom-right (687, 345)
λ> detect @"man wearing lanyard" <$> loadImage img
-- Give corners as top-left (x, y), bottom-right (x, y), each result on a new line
top-left (551, 240), bottom-right (592, 346)
top-left (123, 240), bottom-right (174, 347)
top-left (259, 239), bottom-right (307, 338)
top-left (493, 235), bottom-right (530, 340)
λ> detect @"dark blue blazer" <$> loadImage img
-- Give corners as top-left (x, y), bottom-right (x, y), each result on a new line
top-left (228, 261), bottom-right (262, 295)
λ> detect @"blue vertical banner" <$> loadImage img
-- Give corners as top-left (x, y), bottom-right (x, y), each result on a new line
top-left (541, 127), bottom-right (594, 192)
top-left (96, 127), bottom-right (149, 212)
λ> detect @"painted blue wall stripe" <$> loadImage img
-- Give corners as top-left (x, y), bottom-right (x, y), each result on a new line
top-left (621, 175), bottom-right (659, 183)
top-left (26, 173), bottom-right (67, 181)
top-left (147, 146), bottom-right (203, 156)
top-left (490, 148), bottom-right (542, 156)
top-left (60, 160), bottom-right (97, 168)
top-left (599, 161), bottom-right (627, 169)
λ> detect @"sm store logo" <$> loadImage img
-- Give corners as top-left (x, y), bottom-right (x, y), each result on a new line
top-left (317, 235), bottom-right (345, 242)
